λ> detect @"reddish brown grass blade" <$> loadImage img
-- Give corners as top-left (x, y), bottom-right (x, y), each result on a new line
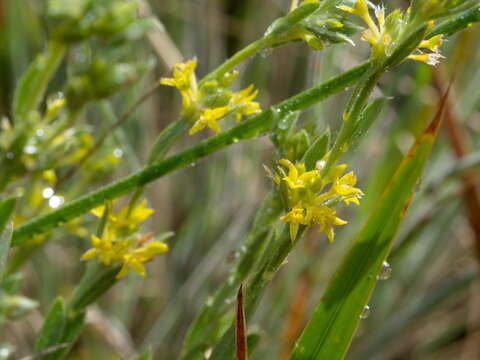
top-left (236, 284), bottom-right (247, 360)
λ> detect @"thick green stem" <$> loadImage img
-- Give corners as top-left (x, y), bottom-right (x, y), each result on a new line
top-left (11, 62), bottom-right (369, 246)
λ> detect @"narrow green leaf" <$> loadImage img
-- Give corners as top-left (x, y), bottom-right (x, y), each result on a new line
top-left (13, 41), bottom-right (66, 120)
top-left (289, 90), bottom-right (449, 360)
top-left (383, 24), bottom-right (428, 68)
top-left (50, 310), bottom-right (86, 360)
top-left (34, 297), bottom-right (66, 351)
top-left (147, 116), bottom-right (191, 165)
top-left (351, 97), bottom-right (389, 146)
top-left (0, 197), bottom-right (16, 278)
top-left (302, 132), bottom-right (330, 171)
top-left (428, 5), bottom-right (480, 38)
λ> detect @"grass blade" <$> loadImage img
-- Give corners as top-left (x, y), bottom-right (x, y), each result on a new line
top-left (0, 197), bottom-right (17, 278)
top-left (289, 89), bottom-right (450, 360)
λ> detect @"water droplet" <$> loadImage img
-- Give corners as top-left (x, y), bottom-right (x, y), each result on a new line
top-left (360, 305), bottom-right (371, 319)
top-left (190, 162), bottom-right (196, 167)
top-left (377, 261), bottom-right (392, 280)
top-left (36, 129), bottom-right (45, 137)
top-left (206, 296), bottom-right (214, 307)
top-left (48, 195), bottom-right (64, 208)
top-left (113, 148), bottom-right (123, 158)
top-left (42, 187), bottom-right (54, 199)
top-left (259, 47), bottom-right (273, 58)
top-left (316, 160), bottom-right (326, 169)
top-left (240, 245), bottom-right (246, 253)
top-left (5, 152), bottom-right (14, 160)
top-left (23, 144), bottom-right (38, 154)
top-left (278, 117), bottom-right (290, 130)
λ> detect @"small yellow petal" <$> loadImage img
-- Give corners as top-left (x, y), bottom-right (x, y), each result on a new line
top-left (81, 249), bottom-right (99, 261)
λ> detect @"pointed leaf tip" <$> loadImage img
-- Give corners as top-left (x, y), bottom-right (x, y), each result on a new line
top-left (236, 284), bottom-right (247, 360)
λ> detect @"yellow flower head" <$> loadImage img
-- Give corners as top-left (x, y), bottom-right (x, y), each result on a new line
top-left (82, 198), bottom-right (169, 278)
top-left (81, 234), bottom-right (132, 266)
top-left (189, 106), bottom-right (230, 135)
top-left (280, 204), bottom-right (311, 240)
top-left (330, 169), bottom-right (364, 206)
top-left (274, 159), bottom-right (362, 242)
top-left (279, 159), bottom-right (319, 190)
top-left (307, 205), bottom-right (347, 242)
top-left (160, 59), bottom-right (199, 110)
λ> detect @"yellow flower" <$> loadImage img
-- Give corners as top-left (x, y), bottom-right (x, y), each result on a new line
top-left (408, 34), bottom-right (444, 66)
top-left (229, 84), bottom-right (261, 122)
top-left (116, 200), bottom-right (155, 228)
top-left (81, 235), bottom-right (132, 266)
top-left (307, 205), bottom-right (347, 242)
top-left (160, 59), bottom-right (199, 110)
top-left (280, 204), bottom-right (311, 241)
top-left (189, 106), bottom-right (230, 134)
top-left (275, 158), bottom-right (362, 242)
top-left (116, 241), bottom-right (169, 278)
top-left (91, 200), bottom-right (154, 230)
top-left (331, 170), bottom-right (364, 206)
top-left (279, 159), bottom-right (319, 190)
top-left (82, 198), bottom-right (169, 278)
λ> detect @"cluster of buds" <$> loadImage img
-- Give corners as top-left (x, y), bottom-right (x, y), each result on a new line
top-left (161, 59), bottom-right (261, 135)
top-left (270, 158), bottom-right (363, 241)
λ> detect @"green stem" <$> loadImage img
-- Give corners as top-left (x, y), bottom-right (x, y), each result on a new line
top-left (322, 65), bottom-right (383, 175)
top-left (11, 61), bottom-right (369, 246)
top-left (200, 37), bottom-right (273, 85)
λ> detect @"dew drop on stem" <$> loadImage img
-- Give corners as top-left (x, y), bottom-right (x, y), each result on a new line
top-left (360, 305), bottom-right (371, 319)
top-left (259, 47), bottom-right (273, 58)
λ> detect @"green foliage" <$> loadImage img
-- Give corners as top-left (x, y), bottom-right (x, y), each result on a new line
top-left (1, 0), bottom-right (480, 359)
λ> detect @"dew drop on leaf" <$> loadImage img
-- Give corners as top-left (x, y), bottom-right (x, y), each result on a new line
top-left (360, 305), bottom-right (371, 319)
top-left (377, 261), bottom-right (392, 280)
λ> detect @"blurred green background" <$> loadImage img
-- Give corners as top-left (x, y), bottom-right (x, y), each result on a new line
top-left (1, 0), bottom-right (480, 359)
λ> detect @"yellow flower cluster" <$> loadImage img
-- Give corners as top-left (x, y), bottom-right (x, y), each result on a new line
top-left (338, 0), bottom-right (444, 65)
top-left (161, 59), bottom-right (261, 135)
top-left (81, 200), bottom-right (169, 278)
top-left (274, 159), bottom-right (363, 241)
